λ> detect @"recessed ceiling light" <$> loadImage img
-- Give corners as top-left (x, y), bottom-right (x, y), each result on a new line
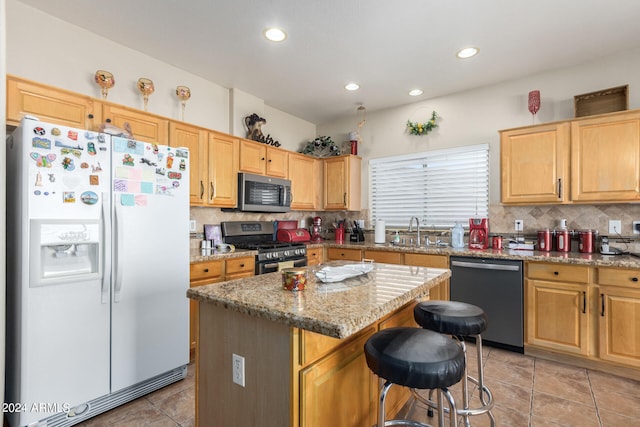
top-left (409, 89), bottom-right (423, 96)
top-left (456, 47), bottom-right (479, 59)
top-left (345, 83), bottom-right (360, 91)
top-left (264, 27), bottom-right (287, 42)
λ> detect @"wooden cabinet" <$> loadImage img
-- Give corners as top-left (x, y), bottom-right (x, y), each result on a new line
top-left (169, 122), bottom-right (207, 204)
top-left (323, 155), bottom-right (362, 211)
top-left (500, 122), bottom-right (570, 204)
top-left (205, 132), bottom-right (239, 207)
top-left (225, 256), bottom-right (255, 280)
top-left (525, 262), bottom-right (592, 355)
top-left (189, 260), bottom-right (225, 352)
top-left (289, 152), bottom-right (322, 210)
top-left (239, 139), bottom-right (289, 178)
top-left (327, 247), bottom-right (362, 261)
top-left (404, 253), bottom-right (450, 301)
top-left (363, 250), bottom-right (402, 265)
top-left (306, 247), bottom-right (324, 266)
top-left (6, 75), bottom-right (100, 129)
top-left (571, 111), bottom-right (640, 202)
top-left (596, 267), bottom-right (640, 368)
top-left (299, 326), bottom-right (376, 427)
top-left (100, 103), bottom-right (169, 145)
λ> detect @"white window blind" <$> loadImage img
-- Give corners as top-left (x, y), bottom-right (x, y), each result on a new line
top-left (369, 143), bottom-right (489, 228)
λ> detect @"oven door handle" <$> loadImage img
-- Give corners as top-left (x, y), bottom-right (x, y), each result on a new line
top-left (451, 260), bottom-right (521, 272)
top-left (263, 258), bottom-right (307, 271)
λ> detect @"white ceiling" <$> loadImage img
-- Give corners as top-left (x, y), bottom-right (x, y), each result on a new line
top-left (18, 0), bottom-right (640, 125)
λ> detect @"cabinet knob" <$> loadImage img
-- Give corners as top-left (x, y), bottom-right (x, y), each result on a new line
top-left (88, 114), bottom-right (94, 119)
top-left (554, 271), bottom-right (559, 275)
top-left (240, 263), bottom-right (245, 267)
top-left (204, 269), bottom-right (209, 273)
top-left (261, 157), bottom-right (265, 161)
top-left (632, 277), bottom-right (639, 282)
top-left (106, 118), bottom-right (112, 123)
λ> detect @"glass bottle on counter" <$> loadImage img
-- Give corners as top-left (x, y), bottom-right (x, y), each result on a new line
top-left (451, 222), bottom-right (465, 248)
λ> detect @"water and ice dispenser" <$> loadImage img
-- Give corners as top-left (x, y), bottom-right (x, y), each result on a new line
top-left (30, 219), bottom-right (102, 287)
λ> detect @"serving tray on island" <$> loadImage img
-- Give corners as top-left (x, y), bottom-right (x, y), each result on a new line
top-left (315, 263), bottom-right (374, 283)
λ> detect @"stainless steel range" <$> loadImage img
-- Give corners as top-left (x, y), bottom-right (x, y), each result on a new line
top-left (221, 221), bottom-right (307, 275)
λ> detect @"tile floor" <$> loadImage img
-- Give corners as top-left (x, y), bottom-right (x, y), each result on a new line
top-left (76, 345), bottom-right (640, 427)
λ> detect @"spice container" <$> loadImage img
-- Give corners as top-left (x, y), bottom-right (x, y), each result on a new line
top-left (491, 235), bottom-right (503, 250)
top-left (556, 229), bottom-right (570, 252)
top-left (282, 268), bottom-right (308, 291)
top-left (537, 229), bottom-right (552, 252)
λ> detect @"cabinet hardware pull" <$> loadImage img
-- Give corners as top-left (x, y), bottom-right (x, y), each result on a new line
top-left (343, 192), bottom-right (347, 205)
top-left (557, 178), bottom-right (562, 199)
top-left (200, 181), bottom-right (204, 198)
top-left (268, 159), bottom-right (272, 162)
top-left (88, 114), bottom-right (94, 119)
top-left (632, 277), bottom-right (639, 282)
top-left (204, 269), bottom-right (209, 273)
top-left (582, 291), bottom-right (586, 314)
top-left (554, 271), bottom-right (559, 275)
top-left (210, 182), bottom-right (214, 200)
top-left (240, 264), bottom-right (245, 267)
top-left (106, 118), bottom-right (112, 123)
top-left (261, 157), bottom-right (265, 161)
top-left (601, 293), bottom-right (605, 316)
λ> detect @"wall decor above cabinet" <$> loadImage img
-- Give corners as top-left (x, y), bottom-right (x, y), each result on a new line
top-left (500, 108), bottom-right (640, 205)
top-left (244, 113), bottom-right (280, 146)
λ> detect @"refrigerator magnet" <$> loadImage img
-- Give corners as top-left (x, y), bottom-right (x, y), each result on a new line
top-left (81, 191), bottom-right (99, 205)
top-left (122, 154), bottom-right (134, 166)
top-left (89, 175), bottom-right (99, 185)
top-left (63, 192), bottom-right (76, 203)
top-left (32, 137), bottom-right (51, 149)
top-left (61, 157), bottom-right (75, 171)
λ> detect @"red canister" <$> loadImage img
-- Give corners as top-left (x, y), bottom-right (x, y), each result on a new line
top-left (556, 229), bottom-right (570, 252)
top-left (578, 230), bottom-right (595, 253)
top-left (491, 235), bottom-right (503, 249)
top-left (537, 229), bottom-right (552, 252)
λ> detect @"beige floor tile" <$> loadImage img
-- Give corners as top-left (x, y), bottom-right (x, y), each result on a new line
top-left (153, 386), bottom-right (196, 425)
top-left (531, 391), bottom-right (600, 427)
top-left (588, 369), bottom-right (640, 397)
top-left (591, 386), bottom-right (640, 420)
top-left (483, 357), bottom-right (534, 390)
top-left (78, 398), bottom-right (178, 427)
top-left (534, 369), bottom-right (594, 406)
top-left (535, 359), bottom-right (589, 383)
top-left (471, 403), bottom-right (529, 427)
top-left (146, 375), bottom-right (194, 406)
top-left (598, 408), bottom-right (640, 427)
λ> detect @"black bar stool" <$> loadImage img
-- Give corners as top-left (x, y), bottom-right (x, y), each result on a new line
top-left (413, 301), bottom-right (495, 427)
top-left (364, 327), bottom-right (465, 427)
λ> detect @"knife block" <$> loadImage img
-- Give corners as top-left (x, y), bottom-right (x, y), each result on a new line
top-left (350, 229), bottom-right (365, 242)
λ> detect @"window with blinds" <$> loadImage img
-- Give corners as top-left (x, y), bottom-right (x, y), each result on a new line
top-left (369, 143), bottom-right (489, 229)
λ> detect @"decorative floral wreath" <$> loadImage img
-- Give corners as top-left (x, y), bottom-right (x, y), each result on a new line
top-left (406, 111), bottom-right (439, 136)
top-left (300, 135), bottom-right (341, 157)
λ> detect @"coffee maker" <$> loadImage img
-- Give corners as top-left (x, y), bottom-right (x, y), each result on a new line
top-left (311, 216), bottom-right (324, 242)
top-left (468, 218), bottom-right (489, 249)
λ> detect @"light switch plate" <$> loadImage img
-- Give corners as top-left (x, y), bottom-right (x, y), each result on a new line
top-left (189, 220), bottom-right (197, 232)
top-left (514, 220), bottom-right (524, 232)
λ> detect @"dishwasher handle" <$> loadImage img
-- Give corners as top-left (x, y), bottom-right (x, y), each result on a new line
top-left (451, 260), bottom-right (521, 272)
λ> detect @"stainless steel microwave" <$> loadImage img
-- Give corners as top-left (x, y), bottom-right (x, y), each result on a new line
top-left (236, 172), bottom-right (291, 213)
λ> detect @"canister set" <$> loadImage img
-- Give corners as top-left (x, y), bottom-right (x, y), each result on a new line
top-left (536, 228), bottom-right (598, 253)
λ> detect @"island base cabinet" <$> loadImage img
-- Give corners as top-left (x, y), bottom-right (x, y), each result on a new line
top-left (299, 326), bottom-right (376, 427)
top-left (197, 305), bottom-right (292, 427)
top-left (598, 286), bottom-right (640, 368)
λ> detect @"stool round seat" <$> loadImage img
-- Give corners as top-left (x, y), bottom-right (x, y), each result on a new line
top-left (414, 301), bottom-right (488, 336)
top-left (364, 327), bottom-right (464, 390)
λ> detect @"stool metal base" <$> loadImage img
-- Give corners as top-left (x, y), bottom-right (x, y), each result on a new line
top-left (378, 380), bottom-right (457, 427)
top-left (411, 337), bottom-right (495, 427)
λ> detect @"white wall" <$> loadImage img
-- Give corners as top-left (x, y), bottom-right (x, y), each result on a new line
top-left (318, 49), bottom-right (640, 208)
top-left (6, 0), bottom-right (316, 144)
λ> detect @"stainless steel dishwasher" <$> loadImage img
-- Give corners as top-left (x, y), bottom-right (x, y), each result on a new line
top-left (450, 256), bottom-right (524, 353)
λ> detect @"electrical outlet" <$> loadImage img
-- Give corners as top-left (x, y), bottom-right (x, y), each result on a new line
top-left (232, 353), bottom-right (245, 387)
top-left (189, 220), bottom-right (197, 233)
top-left (514, 220), bottom-right (524, 232)
top-left (633, 221), bottom-right (640, 235)
top-left (608, 220), bottom-right (622, 235)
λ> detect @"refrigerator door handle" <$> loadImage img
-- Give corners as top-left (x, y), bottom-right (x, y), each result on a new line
top-left (101, 193), bottom-right (111, 304)
top-left (114, 201), bottom-right (124, 302)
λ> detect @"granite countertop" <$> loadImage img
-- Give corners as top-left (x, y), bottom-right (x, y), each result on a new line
top-left (186, 261), bottom-right (450, 339)
top-left (189, 240), bottom-right (640, 268)
top-left (326, 241), bottom-right (640, 269)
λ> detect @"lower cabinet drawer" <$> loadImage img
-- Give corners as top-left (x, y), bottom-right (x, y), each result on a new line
top-left (327, 247), bottom-right (362, 261)
top-left (190, 260), bottom-right (224, 282)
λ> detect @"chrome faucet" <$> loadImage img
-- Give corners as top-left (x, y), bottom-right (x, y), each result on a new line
top-left (408, 217), bottom-right (420, 246)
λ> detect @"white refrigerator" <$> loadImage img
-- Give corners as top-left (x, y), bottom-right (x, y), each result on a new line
top-left (5, 118), bottom-right (190, 427)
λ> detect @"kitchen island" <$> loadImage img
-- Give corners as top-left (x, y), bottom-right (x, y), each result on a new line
top-left (187, 261), bottom-right (450, 427)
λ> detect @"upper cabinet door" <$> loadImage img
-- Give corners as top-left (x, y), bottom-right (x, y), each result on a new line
top-left (6, 75), bottom-right (100, 129)
top-left (265, 147), bottom-right (289, 178)
top-left (208, 132), bottom-right (239, 208)
top-left (101, 103), bottom-right (169, 145)
top-left (571, 111), bottom-right (640, 202)
top-left (323, 155), bottom-right (361, 211)
top-left (500, 122), bottom-right (570, 204)
top-left (169, 122), bottom-right (207, 205)
top-left (238, 139), bottom-right (267, 175)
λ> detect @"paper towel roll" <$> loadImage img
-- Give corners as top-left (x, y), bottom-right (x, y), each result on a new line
top-left (375, 220), bottom-right (386, 244)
